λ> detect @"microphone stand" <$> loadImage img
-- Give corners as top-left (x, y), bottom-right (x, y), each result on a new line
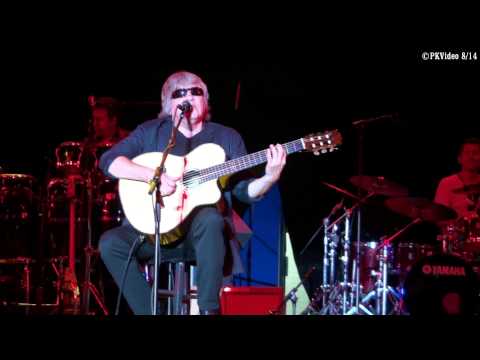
top-left (150, 110), bottom-right (188, 315)
top-left (354, 122), bottom-right (365, 313)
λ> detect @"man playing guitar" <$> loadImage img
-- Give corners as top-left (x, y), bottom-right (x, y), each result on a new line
top-left (98, 71), bottom-right (287, 315)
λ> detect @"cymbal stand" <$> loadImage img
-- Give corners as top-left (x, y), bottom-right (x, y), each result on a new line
top-left (341, 209), bottom-right (352, 314)
top-left (321, 217), bottom-right (329, 308)
top-left (306, 193), bottom-right (373, 315)
top-left (317, 216), bottom-right (352, 315)
top-left (329, 192), bottom-right (375, 314)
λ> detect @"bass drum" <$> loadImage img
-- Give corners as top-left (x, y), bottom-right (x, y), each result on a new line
top-left (403, 254), bottom-right (479, 315)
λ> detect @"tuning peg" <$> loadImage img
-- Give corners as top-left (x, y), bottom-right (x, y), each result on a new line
top-left (314, 151), bottom-right (320, 156)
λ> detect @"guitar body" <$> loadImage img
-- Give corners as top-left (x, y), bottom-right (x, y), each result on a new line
top-left (118, 130), bottom-right (342, 245)
top-left (118, 143), bottom-right (226, 243)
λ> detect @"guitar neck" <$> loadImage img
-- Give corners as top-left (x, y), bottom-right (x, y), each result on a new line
top-left (197, 139), bottom-right (304, 183)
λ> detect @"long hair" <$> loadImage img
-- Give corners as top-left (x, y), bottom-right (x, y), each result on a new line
top-left (158, 71), bottom-right (210, 120)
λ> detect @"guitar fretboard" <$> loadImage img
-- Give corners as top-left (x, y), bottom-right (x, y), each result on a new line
top-left (182, 139), bottom-right (304, 186)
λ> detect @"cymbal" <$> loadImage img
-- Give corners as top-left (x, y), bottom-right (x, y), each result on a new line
top-left (321, 181), bottom-right (362, 201)
top-left (452, 183), bottom-right (480, 195)
top-left (385, 197), bottom-right (457, 223)
top-left (350, 176), bottom-right (408, 197)
top-left (0, 173), bottom-right (36, 181)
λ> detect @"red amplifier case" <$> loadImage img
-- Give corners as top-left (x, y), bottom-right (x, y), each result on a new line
top-left (219, 286), bottom-right (285, 315)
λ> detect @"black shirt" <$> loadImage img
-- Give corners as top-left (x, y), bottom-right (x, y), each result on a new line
top-left (99, 116), bottom-right (259, 206)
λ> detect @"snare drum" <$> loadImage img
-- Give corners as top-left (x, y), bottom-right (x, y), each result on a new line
top-left (352, 241), bottom-right (393, 292)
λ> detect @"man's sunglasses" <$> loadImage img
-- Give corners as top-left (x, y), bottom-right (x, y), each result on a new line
top-left (171, 87), bottom-right (204, 99)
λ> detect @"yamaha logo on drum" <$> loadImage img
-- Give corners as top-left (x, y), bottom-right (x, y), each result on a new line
top-left (422, 264), bottom-right (467, 276)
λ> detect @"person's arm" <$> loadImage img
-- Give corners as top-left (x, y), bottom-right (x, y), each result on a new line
top-left (99, 123), bottom-right (146, 179)
top-left (108, 156), bottom-right (154, 182)
top-left (247, 144), bottom-right (286, 198)
top-left (434, 178), bottom-right (451, 207)
top-left (228, 130), bottom-right (286, 203)
top-left (99, 122), bottom-right (179, 195)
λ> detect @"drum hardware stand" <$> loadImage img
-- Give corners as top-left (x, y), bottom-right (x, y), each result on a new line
top-left (317, 210), bottom-right (355, 315)
top-left (330, 192), bottom-right (376, 315)
top-left (322, 217), bottom-right (330, 308)
top-left (316, 223), bottom-right (344, 314)
top-left (80, 174), bottom-right (108, 315)
top-left (299, 201), bottom-right (341, 309)
top-left (303, 192), bottom-right (375, 315)
top-left (47, 256), bottom-right (72, 309)
top-left (366, 217), bottom-right (422, 315)
top-left (361, 245), bottom-right (399, 315)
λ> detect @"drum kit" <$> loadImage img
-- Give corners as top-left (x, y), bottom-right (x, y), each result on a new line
top-left (301, 176), bottom-right (480, 316)
top-left (0, 139), bottom-right (123, 314)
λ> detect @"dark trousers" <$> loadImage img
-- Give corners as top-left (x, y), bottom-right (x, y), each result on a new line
top-left (99, 206), bottom-right (226, 315)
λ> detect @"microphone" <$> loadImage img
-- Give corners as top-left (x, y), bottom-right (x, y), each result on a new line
top-left (177, 100), bottom-right (192, 113)
top-left (352, 113), bottom-right (399, 127)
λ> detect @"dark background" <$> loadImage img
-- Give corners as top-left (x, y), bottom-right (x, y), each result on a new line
top-left (1, 38), bottom-right (478, 282)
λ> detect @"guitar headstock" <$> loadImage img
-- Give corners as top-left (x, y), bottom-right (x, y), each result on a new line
top-left (302, 130), bottom-right (342, 155)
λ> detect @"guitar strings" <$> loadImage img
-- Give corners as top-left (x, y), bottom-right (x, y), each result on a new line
top-left (181, 141), bottom-right (305, 185)
top-left (181, 141), bottom-right (303, 187)
top-left (182, 140), bottom-right (302, 182)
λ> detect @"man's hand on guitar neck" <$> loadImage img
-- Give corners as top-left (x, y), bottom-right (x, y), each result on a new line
top-left (265, 144), bottom-right (287, 183)
top-left (247, 143), bottom-right (287, 199)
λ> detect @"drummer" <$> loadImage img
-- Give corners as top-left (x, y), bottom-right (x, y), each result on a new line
top-left (87, 96), bottom-right (130, 145)
top-left (80, 97), bottom-right (130, 173)
top-left (434, 137), bottom-right (480, 218)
